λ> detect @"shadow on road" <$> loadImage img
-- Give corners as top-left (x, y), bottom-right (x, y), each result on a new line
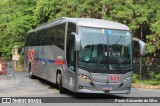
top-left (28, 75), bottom-right (125, 99)
top-left (73, 93), bottom-right (124, 99)
top-left (26, 75), bottom-right (59, 89)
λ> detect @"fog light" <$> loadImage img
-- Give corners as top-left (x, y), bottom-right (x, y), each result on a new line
top-left (79, 86), bottom-right (83, 89)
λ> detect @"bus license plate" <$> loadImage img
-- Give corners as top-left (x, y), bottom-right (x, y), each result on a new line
top-left (102, 85), bottom-right (112, 90)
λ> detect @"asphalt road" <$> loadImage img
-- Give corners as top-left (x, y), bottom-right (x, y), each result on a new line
top-left (0, 69), bottom-right (160, 106)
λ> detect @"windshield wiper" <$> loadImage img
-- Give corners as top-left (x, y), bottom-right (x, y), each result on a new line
top-left (115, 35), bottom-right (122, 45)
top-left (95, 50), bottom-right (106, 69)
top-left (102, 64), bottom-right (108, 70)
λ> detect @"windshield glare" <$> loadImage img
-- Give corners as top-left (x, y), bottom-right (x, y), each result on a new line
top-left (78, 27), bottom-right (132, 73)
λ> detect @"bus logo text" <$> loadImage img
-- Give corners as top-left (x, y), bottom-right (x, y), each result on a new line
top-left (109, 76), bottom-right (120, 82)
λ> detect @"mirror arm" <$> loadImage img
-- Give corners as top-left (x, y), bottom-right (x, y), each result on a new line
top-left (71, 32), bottom-right (81, 51)
top-left (71, 32), bottom-right (77, 36)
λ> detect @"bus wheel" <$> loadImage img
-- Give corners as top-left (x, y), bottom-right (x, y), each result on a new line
top-left (29, 64), bottom-right (34, 79)
top-left (58, 73), bottom-right (65, 94)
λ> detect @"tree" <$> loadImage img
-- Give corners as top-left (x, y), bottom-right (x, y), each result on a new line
top-left (0, 0), bottom-right (160, 60)
top-left (0, 0), bottom-right (36, 60)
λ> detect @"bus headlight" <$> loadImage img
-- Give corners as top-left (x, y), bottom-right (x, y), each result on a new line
top-left (78, 74), bottom-right (93, 84)
top-left (122, 77), bottom-right (131, 84)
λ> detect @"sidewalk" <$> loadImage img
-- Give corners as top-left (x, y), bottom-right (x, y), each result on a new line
top-left (0, 64), bottom-right (24, 80)
top-left (132, 83), bottom-right (160, 89)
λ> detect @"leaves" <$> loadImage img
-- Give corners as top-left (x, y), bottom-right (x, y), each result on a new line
top-left (0, 0), bottom-right (160, 60)
top-left (0, 0), bottom-right (36, 59)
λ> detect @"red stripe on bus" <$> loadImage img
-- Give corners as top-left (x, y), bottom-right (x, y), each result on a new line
top-left (55, 60), bottom-right (64, 65)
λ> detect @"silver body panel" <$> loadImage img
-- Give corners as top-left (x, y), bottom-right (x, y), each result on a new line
top-left (24, 17), bottom-right (132, 94)
top-left (67, 18), bottom-right (129, 30)
top-left (28, 17), bottom-right (130, 33)
top-left (77, 68), bottom-right (132, 94)
top-left (24, 45), bottom-right (64, 83)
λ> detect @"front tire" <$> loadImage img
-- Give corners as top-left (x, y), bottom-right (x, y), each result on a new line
top-left (58, 73), bottom-right (65, 94)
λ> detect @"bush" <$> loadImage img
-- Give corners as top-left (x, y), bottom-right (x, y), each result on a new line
top-left (148, 71), bottom-right (156, 80)
top-left (141, 72), bottom-right (160, 85)
top-left (132, 73), bottom-right (139, 83)
top-left (132, 72), bottom-right (160, 85)
top-left (155, 74), bottom-right (160, 80)
top-left (143, 80), bottom-right (160, 85)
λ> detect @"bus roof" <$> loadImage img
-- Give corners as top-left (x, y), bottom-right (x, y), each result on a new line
top-left (67, 18), bottom-right (130, 30)
top-left (28, 17), bottom-right (130, 33)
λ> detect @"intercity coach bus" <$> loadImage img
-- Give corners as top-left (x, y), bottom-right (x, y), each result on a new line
top-left (24, 17), bottom-right (146, 94)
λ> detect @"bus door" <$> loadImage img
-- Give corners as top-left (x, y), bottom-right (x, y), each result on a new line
top-left (64, 34), bottom-right (77, 91)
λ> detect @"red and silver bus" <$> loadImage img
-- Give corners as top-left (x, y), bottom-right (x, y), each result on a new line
top-left (24, 17), bottom-right (146, 94)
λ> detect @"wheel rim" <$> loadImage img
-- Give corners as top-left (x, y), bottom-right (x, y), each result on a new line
top-left (57, 74), bottom-right (60, 84)
top-left (29, 71), bottom-right (32, 76)
top-left (58, 74), bottom-right (62, 88)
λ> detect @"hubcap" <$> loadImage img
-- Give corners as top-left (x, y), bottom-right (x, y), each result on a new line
top-left (29, 71), bottom-right (32, 76)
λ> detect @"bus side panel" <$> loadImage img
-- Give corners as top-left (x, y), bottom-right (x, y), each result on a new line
top-left (26, 45), bottom-right (64, 84)
top-left (38, 45), bottom-right (65, 83)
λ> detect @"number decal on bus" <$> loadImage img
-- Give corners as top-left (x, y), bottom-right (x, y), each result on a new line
top-left (109, 76), bottom-right (120, 82)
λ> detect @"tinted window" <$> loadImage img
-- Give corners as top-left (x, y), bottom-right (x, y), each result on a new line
top-left (47, 23), bottom-right (65, 49)
top-left (25, 32), bottom-right (37, 46)
top-left (66, 22), bottom-right (76, 71)
top-left (26, 23), bottom-right (66, 50)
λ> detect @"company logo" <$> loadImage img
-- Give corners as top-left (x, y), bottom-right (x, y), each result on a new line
top-left (1, 98), bottom-right (42, 103)
top-left (28, 49), bottom-right (34, 62)
top-left (109, 76), bottom-right (120, 82)
top-left (2, 98), bottom-right (11, 103)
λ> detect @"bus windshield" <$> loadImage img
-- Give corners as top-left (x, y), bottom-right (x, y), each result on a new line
top-left (78, 27), bottom-right (132, 73)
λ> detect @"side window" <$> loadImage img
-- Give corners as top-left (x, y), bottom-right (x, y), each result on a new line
top-left (47, 23), bottom-right (65, 49)
top-left (27, 23), bottom-right (65, 48)
top-left (66, 23), bottom-right (76, 71)
top-left (39, 29), bottom-right (47, 46)
top-left (33, 31), bottom-right (39, 46)
top-left (27, 32), bottom-right (36, 46)
top-left (36, 31), bottom-right (40, 46)
top-left (48, 27), bottom-right (55, 45)
top-left (55, 24), bottom-right (65, 49)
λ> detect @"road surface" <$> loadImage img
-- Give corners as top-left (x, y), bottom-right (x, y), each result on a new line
top-left (0, 69), bottom-right (160, 105)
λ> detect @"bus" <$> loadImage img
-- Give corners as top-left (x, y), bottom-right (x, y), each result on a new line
top-left (24, 17), bottom-right (146, 94)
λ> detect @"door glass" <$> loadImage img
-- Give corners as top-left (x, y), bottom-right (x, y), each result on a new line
top-left (66, 23), bottom-right (76, 71)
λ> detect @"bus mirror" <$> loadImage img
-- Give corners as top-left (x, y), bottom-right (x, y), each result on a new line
top-left (133, 37), bottom-right (146, 56)
top-left (71, 32), bottom-right (81, 51)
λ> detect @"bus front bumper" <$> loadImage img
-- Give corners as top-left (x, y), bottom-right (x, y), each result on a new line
top-left (77, 79), bottom-right (132, 94)
top-left (77, 88), bottom-right (131, 94)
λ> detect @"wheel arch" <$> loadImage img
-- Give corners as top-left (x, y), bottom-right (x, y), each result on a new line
top-left (56, 67), bottom-right (63, 84)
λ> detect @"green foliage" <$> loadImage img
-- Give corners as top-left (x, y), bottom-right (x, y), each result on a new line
top-left (0, 0), bottom-right (36, 60)
top-left (155, 74), bottom-right (160, 81)
top-left (132, 73), bottom-right (139, 83)
top-left (1, 0), bottom-right (160, 59)
top-left (143, 71), bottom-right (160, 85)
top-left (148, 71), bottom-right (160, 81)
top-left (132, 72), bottom-right (160, 85)
top-left (148, 71), bottom-right (156, 80)
top-left (142, 80), bottom-right (160, 85)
